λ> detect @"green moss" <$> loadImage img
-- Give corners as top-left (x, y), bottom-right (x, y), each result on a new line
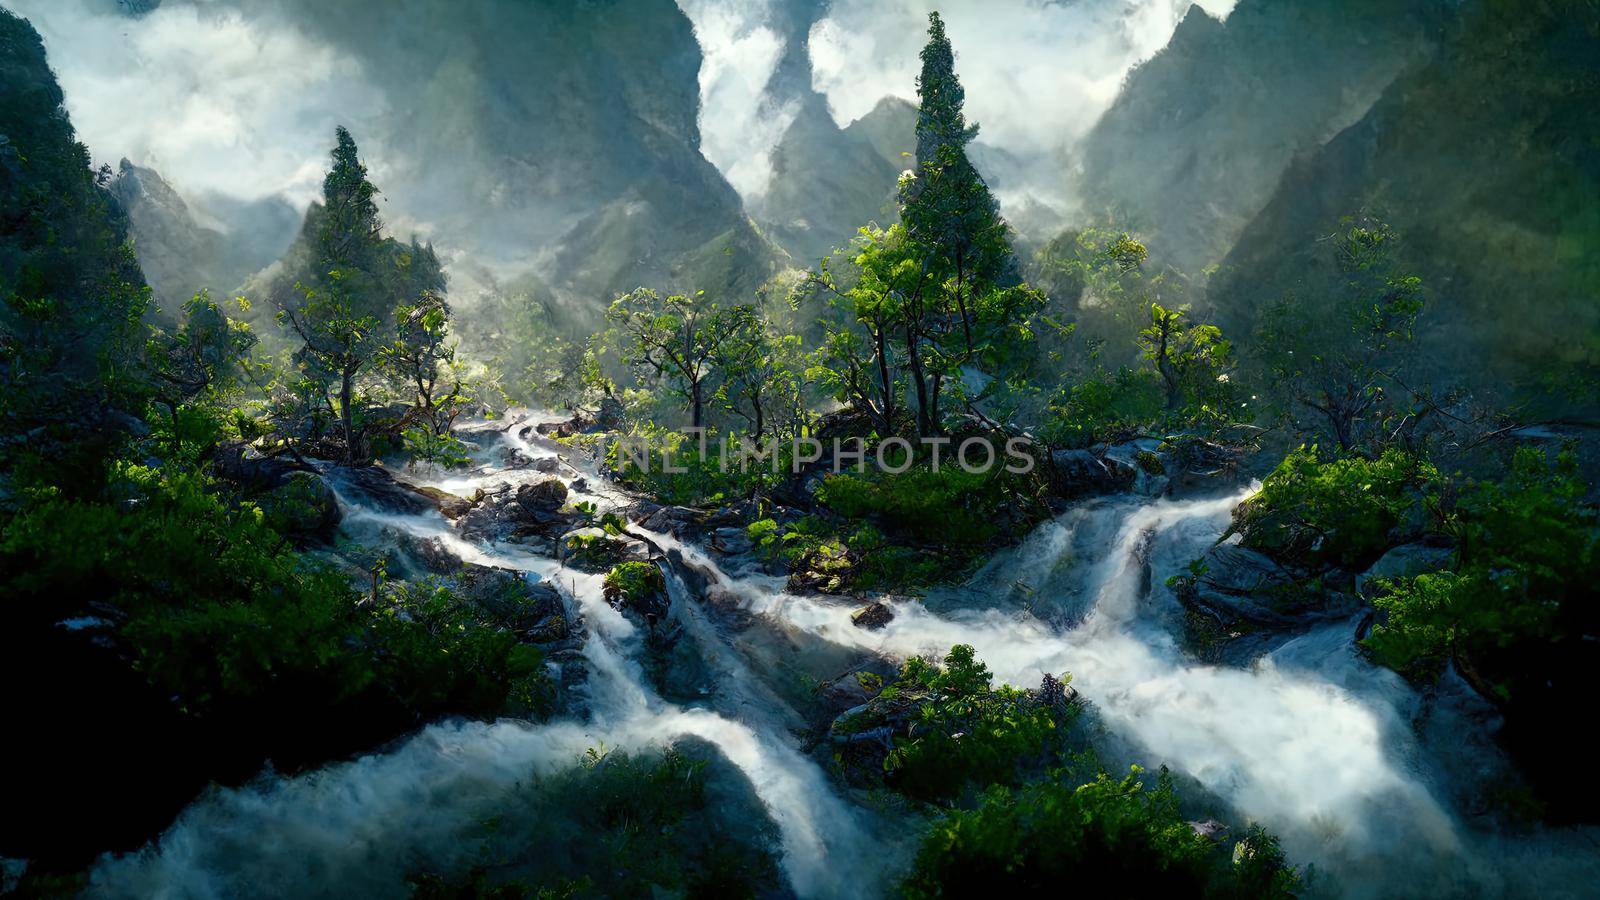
top-left (603, 561), bottom-right (664, 605)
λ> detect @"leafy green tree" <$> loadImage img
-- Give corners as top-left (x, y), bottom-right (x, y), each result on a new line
top-left (606, 288), bottom-right (734, 428)
top-left (903, 767), bottom-right (1300, 899)
top-left (147, 291), bottom-right (258, 461)
top-left (275, 127), bottom-right (446, 464)
top-left (709, 303), bottom-right (809, 441)
top-left (381, 286), bottom-right (464, 436)
top-left (1139, 303), bottom-right (1234, 411)
top-left (1256, 220), bottom-right (1424, 452)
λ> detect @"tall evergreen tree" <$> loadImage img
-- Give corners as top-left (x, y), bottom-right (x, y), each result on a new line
top-left (902, 11), bottom-right (1011, 293)
top-left (276, 127), bottom-right (445, 464)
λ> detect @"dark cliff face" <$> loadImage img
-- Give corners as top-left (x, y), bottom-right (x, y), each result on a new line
top-left (1211, 0), bottom-right (1600, 416)
top-left (1077, 0), bottom-right (1450, 275)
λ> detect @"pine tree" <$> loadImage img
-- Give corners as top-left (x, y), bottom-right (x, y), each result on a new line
top-left (277, 127), bottom-right (445, 464)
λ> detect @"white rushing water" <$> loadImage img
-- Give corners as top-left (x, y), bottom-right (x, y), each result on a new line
top-left (88, 416), bottom-right (1599, 898)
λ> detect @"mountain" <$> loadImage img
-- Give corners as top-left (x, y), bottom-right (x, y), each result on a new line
top-left (222, 0), bottom-right (782, 319)
top-left (1211, 0), bottom-right (1600, 415)
top-left (111, 160), bottom-right (298, 313)
top-left (1077, 0), bottom-right (1449, 275)
top-left (756, 95), bottom-right (917, 265)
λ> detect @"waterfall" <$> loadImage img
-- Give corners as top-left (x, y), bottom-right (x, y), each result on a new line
top-left (87, 415), bottom-right (1600, 899)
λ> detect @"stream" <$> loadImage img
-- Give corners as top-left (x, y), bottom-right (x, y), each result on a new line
top-left (86, 415), bottom-right (1600, 898)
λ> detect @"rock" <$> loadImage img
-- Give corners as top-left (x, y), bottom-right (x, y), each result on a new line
top-left (386, 530), bottom-right (462, 577)
top-left (1047, 448), bottom-right (1133, 498)
top-left (602, 560), bottom-right (672, 626)
top-left (458, 478), bottom-right (575, 542)
top-left (1179, 543), bottom-right (1357, 628)
top-left (324, 465), bottom-right (435, 515)
top-left (708, 526), bottom-right (753, 556)
top-left (634, 503), bottom-right (703, 536)
top-left (405, 484), bottom-right (475, 519)
top-left (501, 447), bottom-right (536, 469)
top-left (517, 477), bottom-right (568, 512)
top-left (786, 541), bottom-right (855, 594)
top-left (211, 441), bottom-right (312, 492)
top-left (533, 456), bottom-right (560, 474)
top-left (1105, 438), bottom-right (1171, 497)
top-left (850, 601), bottom-right (895, 630)
top-left (558, 527), bottom-right (647, 572)
top-left (454, 565), bottom-right (567, 635)
top-left (1189, 820), bottom-right (1229, 843)
top-left (1356, 543), bottom-right (1454, 596)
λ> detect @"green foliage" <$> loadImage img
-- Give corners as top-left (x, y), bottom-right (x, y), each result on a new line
top-left (903, 767), bottom-right (1300, 899)
top-left (374, 578), bottom-right (552, 718)
top-left (840, 645), bottom-right (1073, 802)
top-left (1254, 219), bottom-right (1425, 452)
top-left (606, 288), bottom-right (734, 429)
top-left (1139, 303), bottom-right (1236, 411)
top-left (1364, 448), bottom-right (1598, 690)
top-left (408, 746), bottom-right (782, 899)
top-left (817, 463), bottom-right (1042, 549)
top-left (0, 459), bottom-right (546, 723)
top-left (1040, 367), bottom-right (1166, 448)
top-left (402, 424), bottom-right (473, 468)
top-left (603, 561), bottom-right (664, 605)
top-left (608, 422), bottom-right (779, 506)
top-left (1236, 446), bottom-right (1438, 569)
top-left (272, 128), bottom-right (450, 464)
top-left (2, 10), bottom-right (153, 477)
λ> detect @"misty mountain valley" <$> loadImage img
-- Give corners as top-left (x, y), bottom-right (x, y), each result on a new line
top-left (2, 1), bottom-right (1598, 897)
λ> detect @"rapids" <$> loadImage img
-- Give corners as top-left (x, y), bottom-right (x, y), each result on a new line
top-left (86, 415), bottom-right (1600, 898)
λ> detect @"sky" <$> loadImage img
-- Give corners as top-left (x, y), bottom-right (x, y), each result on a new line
top-left (5, 0), bottom-right (1235, 232)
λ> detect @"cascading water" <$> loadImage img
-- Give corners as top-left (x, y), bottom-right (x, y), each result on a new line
top-left (87, 415), bottom-right (1599, 898)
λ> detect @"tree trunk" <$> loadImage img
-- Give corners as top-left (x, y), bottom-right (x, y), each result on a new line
top-left (874, 324), bottom-right (895, 430)
top-left (691, 378), bottom-right (703, 429)
top-left (906, 324), bottom-right (931, 437)
top-left (340, 363), bottom-right (359, 465)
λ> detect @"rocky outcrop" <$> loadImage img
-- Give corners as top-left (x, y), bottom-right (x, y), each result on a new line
top-left (1177, 543), bottom-right (1358, 630)
top-left (850, 600), bottom-right (895, 631)
top-left (1047, 448), bottom-right (1135, 499)
top-left (458, 478), bottom-right (574, 543)
top-left (558, 527), bottom-right (649, 573)
top-left (1355, 543), bottom-right (1453, 597)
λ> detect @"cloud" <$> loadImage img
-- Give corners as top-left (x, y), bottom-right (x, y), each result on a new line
top-left (807, 0), bottom-right (1238, 227)
top-left (676, 0), bottom-right (798, 201)
top-left (2, 0), bottom-right (385, 207)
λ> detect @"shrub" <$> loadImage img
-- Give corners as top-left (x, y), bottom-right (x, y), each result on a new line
top-left (903, 767), bottom-right (1300, 899)
top-left (836, 645), bottom-right (1074, 802)
top-left (1235, 446), bottom-right (1438, 569)
top-left (407, 745), bottom-right (783, 899)
top-left (603, 561), bottom-right (665, 604)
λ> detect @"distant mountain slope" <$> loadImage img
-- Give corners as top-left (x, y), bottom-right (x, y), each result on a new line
top-left (111, 160), bottom-right (298, 313)
top-left (756, 95), bottom-right (917, 265)
top-left (1077, 0), bottom-right (1449, 275)
top-left (1211, 0), bottom-right (1600, 415)
top-left (222, 0), bottom-right (782, 319)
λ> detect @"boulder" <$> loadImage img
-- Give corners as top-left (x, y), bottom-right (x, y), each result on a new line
top-left (850, 601), bottom-right (895, 630)
top-left (386, 530), bottom-right (463, 577)
top-left (1179, 543), bottom-right (1357, 628)
top-left (602, 560), bottom-right (672, 626)
top-left (558, 527), bottom-right (648, 572)
top-left (633, 503), bottom-right (703, 536)
top-left (454, 565), bottom-right (567, 636)
top-left (405, 484), bottom-right (476, 519)
top-left (458, 478), bottom-right (575, 542)
top-left (1047, 448), bottom-right (1133, 498)
top-left (532, 456), bottom-right (560, 474)
top-left (325, 465), bottom-right (435, 515)
top-left (1356, 543), bottom-right (1454, 596)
